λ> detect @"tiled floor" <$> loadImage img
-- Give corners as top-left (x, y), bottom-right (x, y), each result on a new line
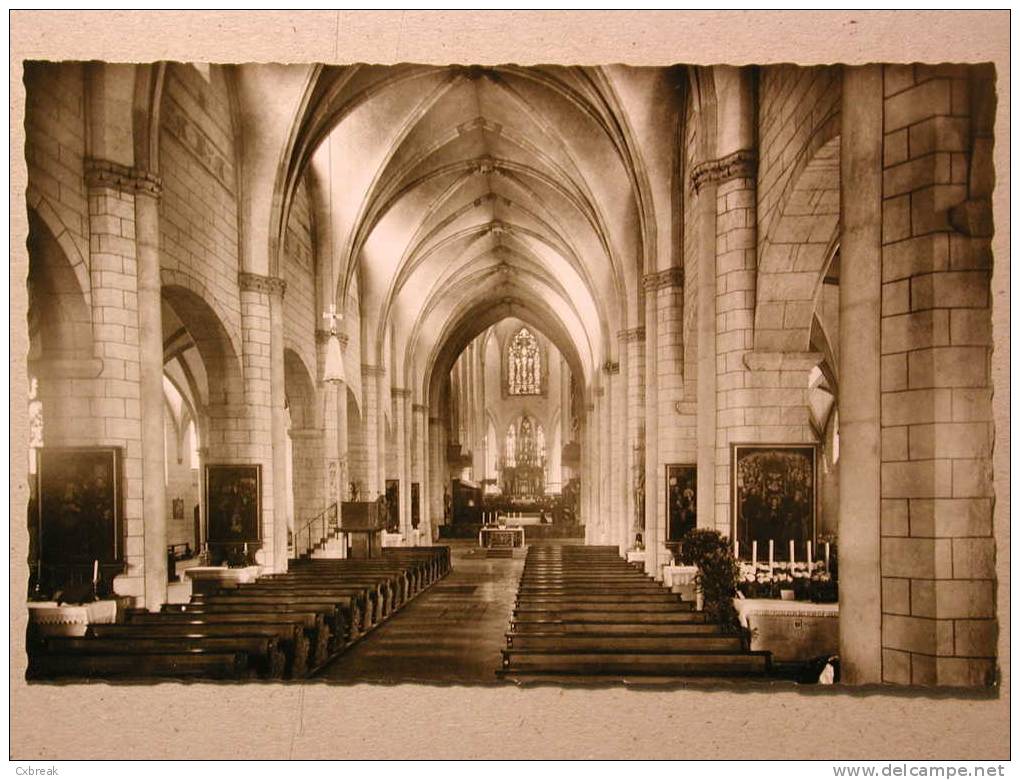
top-left (317, 540), bottom-right (525, 684)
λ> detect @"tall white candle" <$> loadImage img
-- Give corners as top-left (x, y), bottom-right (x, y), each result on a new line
top-left (752, 541), bottom-right (758, 568)
top-left (807, 541), bottom-right (813, 573)
top-left (789, 539), bottom-right (795, 564)
top-left (92, 559), bottom-right (99, 584)
top-left (768, 539), bottom-right (774, 575)
top-left (825, 542), bottom-right (831, 570)
top-left (734, 539), bottom-right (740, 559)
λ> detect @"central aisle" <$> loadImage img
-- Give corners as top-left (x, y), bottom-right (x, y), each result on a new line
top-left (317, 540), bottom-right (525, 684)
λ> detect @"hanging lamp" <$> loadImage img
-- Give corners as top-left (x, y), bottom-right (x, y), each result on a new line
top-left (322, 131), bottom-right (345, 385)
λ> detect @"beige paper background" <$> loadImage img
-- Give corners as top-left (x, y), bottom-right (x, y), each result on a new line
top-left (8, 10), bottom-right (1010, 760)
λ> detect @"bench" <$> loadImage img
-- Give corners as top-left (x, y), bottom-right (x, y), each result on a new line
top-left (43, 634), bottom-right (287, 679)
top-left (88, 622), bottom-right (310, 678)
top-left (28, 649), bottom-right (249, 680)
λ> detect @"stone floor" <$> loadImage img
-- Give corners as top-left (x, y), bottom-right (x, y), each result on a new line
top-left (317, 540), bottom-right (525, 684)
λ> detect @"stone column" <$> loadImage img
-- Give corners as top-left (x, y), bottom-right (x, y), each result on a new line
top-left (428, 416), bottom-right (445, 530)
top-left (412, 403), bottom-right (428, 541)
top-left (839, 64), bottom-right (884, 684)
top-left (268, 277), bottom-right (288, 573)
top-left (239, 272), bottom-right (285, 573)
top-left (77, 159), bottom-right (162, 606)
top-left (134, 182), bottom-right (169, 607)
top-left (642, 279), bottom-right (660, 576)
top-left (693, 176), bottom-right (718, 533)
top-left (581, 402), bottom-right (595, 540)
top-left (361, 364), bottom-right (382, 496)
top-left (620, 328), bottom-right (646, 553)
top-left (692, 150), bottom-right (759, 534)
top-left (393, 387), bottom-right (412, 539)
top-left (878, 65), bottom-right (995, 686)
top-left (604, 359), bottom-right (625, 551)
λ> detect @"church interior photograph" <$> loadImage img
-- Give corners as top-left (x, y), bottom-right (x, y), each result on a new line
top-left (15, 55), bottom-right (1002, 689)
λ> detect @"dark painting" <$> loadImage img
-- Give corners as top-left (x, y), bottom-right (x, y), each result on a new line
top-left (732, 444), bottom-right (816, 557)
top-left (385, 479), bottom-right (399, 532)
top-left (411, 482), bottom-right (420, 529)
top-left (665, 464), bottom-right (696, 542)
top-left (205, 464), bottom-right (261, 544)
top-left (171, 497), bottom-right (185, 520)
top-left (37, 447), bottom-right (122, 568)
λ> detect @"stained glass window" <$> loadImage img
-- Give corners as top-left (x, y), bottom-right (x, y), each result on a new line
top-left (507, 327), bottom-right (541, 395)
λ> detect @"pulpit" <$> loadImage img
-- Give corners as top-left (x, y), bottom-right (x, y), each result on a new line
top-left (341, 501), bottom-right (386, 559)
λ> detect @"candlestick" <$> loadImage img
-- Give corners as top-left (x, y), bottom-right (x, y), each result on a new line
top-left (789, 539), bottom-right (795, 564)
top-left (752, 541), bottom-right (758, 568)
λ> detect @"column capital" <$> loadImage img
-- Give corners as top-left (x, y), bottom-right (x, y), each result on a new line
top-left (691, 148), bottom-right (757, 194)
top-left (84, 157), bottom-right (163, 197)
top-left (315, 328), bottom-right (349, 347)
top-left (412, 403), bottom-right (428, 414)
top-left (392, 387), bottom-right (412, 399)
top-left (618, 327), bottom-right (646, 343)
top-left (428, 416), bottom-right (443, 425)
top-left (362, 364), bottom-right (385, 377)
top-left (239, 272), bottom-right (287, 297)
top-left (603, 360), bottom-right (620, 375)
top-left (642, 267), bottom-right (684, 291)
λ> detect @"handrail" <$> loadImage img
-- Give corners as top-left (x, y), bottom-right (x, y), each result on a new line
top-left (295, 503), bottom-right (338, 557)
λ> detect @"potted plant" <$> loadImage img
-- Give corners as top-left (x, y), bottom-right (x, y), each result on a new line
top-left (677, 528), bottom-right (742, 635)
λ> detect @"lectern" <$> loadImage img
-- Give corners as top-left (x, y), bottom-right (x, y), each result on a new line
top-left (340, 501), bottom-right (386, 559)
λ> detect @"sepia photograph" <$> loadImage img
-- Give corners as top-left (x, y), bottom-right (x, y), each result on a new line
top-left (8, 9), bottom-right (1010, 763)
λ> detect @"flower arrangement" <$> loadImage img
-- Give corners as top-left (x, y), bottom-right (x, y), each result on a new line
top-left (738, 559), bottom-right (836, 601)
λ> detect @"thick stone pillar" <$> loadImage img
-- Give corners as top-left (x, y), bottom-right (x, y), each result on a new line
top-left (605, 359), bottom-right (626, 551)
top-left (412, 403), bottom-right (428, 540)
top-left (642, 281), bottom-right (660, 576)
top-left (77, 159), bottom-right (162, 605)
top-left (393, 388), bottom-right (412, 539)
top-left (877, 65), bottom-right (996, 685)
top-left (581, 402), bottom-right (595, 541)
top-left (694, 178), bottom-right (718, 533)
top-left (268, 279), bottom-right (288, 573)
top-left (428, 416), bottom-right (444, 529)
top-left (134, 184), bottom-right (169, 608)
top-left (361, 365), bottom-right (382, 496)
top-left (839, 64), bottom-right (884, 684)
top-left (620, 328), bottom-right (646, 552)
top-left (239, 273), bottom-right (285, 573)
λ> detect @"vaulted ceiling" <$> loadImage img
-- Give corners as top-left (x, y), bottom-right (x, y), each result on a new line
top-left (283, 64), bottom-right (685, 400)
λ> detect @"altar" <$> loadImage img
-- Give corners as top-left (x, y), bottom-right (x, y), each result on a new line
top-left (734, 597), bottom-right (839, 663)
top-left (478, 526), bottom-right (525, 549)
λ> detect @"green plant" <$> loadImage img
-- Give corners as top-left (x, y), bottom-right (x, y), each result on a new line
top-left (677, 528), bottom-right (742, 634)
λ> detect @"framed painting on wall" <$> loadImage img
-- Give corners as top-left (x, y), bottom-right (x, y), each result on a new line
top-left (37, 446), bottom-right (123, 571)
top-left (385, 479), bottom-right (400, 532)
top-left (732, 444), bottom-right (817, 557)
top-left (665, 464), bottom-right (697, 543)
top-left (205, 464), bottom-right (262, 544)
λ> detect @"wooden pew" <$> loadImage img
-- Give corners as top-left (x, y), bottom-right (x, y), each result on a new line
top-left (88, 622), bottom-right (310, 678)
top-left (127, 610), bottom-right (332, 670)
top-left (28, 650), bottom-right (249, 680)
top-left (43, 634), bottom-right (287, 679)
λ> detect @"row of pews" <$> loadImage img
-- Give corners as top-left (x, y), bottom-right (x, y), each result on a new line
top-left (499, 545), bottom-right (771, 679)
top-left (27, 547), bottom-right (451, 681)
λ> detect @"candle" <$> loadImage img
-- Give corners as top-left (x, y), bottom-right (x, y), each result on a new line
top-left (789, 539), bottom-right (795, 564)
top-left (768, 539), bottom-right (774, 576)
top-left (92, 559), bottom-right (99, 584)
top-left (807, 541), bottom-right (813, 573)
top-left (734, 539), bottom-right (740, 559)
top-left (825, 542), bottom-right (831, 570)
top-left (752, 541), bottom-right (758, 568)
